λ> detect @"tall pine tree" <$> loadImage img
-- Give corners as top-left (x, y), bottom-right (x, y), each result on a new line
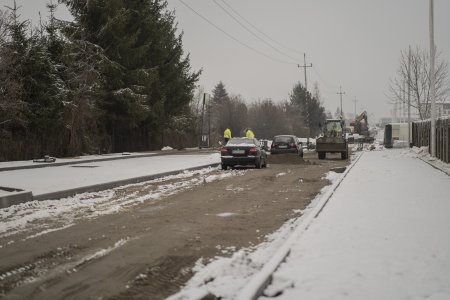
top-left (0, 1), bottom-right (30, 160)
top-left (290, 82), bottom-right (326, 136)
top-left (212, 81), bottom-right (228, 104)
top-left (60, 0), bottom-right (200, 151)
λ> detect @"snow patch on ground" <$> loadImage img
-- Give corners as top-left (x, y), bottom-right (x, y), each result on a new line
top-left (405, 147), bottom-right (450, 175)
top-left (78, 238), bottom-right (129, 266)
top-left (167, 167), bottom-right (346, 299)
top-left (0, 167), bottom-right (245, 243)
top-left (225, 185), bottom-right (244, 193)
top-left (261, 148), bottom-right (450, 300)
top-left (216, 212), bottom-right (235, 217)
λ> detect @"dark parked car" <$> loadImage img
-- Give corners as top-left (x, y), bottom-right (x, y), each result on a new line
top-left (270, 135), bottom-right (304, 157)
top-left (220, 137), bottom-right (267, 170)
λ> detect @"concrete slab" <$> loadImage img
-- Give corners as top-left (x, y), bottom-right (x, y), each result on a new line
top-left (0, 153), bottom-right (221, 208)
top-left (0, 187), bottom-right (33, 208)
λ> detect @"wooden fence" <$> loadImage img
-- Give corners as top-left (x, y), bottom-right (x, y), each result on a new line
top-left (412, 117), bottom-right (450, 163)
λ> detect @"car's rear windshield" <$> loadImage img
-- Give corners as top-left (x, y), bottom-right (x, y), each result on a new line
top-left (227, 138), bottom-right (255, 146)
top-left (273, 136), bottom-right (294, 143)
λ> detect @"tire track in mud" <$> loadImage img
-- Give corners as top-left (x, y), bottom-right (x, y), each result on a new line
top-left (1, 152), bottom-right (349, 299)
top-left (0, 167), bottom-right (242, 243)
top-left (108, 256), bottom-right (197, 300)
top-left (0, 244), bottom-right (84, 296)
top-left (0, 168), bottom-right (246, 298)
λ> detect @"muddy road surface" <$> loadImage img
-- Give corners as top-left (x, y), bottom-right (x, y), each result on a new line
top-left (0, 151), bottom-right (350, 300)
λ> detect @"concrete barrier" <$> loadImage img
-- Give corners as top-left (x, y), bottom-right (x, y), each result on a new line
top-left (32, 163), bottom-right (220, 201)
top-left (0, 187), bottom-right (33, 208)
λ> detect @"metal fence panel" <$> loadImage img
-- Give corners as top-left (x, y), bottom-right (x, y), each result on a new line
top-left (412, 117), bottom-right (450, 163)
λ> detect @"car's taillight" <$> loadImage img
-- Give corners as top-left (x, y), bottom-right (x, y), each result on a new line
top-left (249, 147), bottom-right (257, 155)
top-left (271, 143), bottom-right (275, 148)
top-left (220, 147), bottom-right (229, 155)
top-left (290, 143), bottom-right (296, 148)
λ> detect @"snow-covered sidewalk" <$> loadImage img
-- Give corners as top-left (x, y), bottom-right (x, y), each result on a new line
top-left (263, 149), bottom-right (450, 300)
top-left (0, 152), bottom-right (157, 171)
top-left (0, 153), bottom-right (220, 199)
top-left (168, 148), bottom-right (450, 300)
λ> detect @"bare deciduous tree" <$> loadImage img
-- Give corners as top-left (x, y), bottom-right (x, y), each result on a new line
top-left (388, 46), bottom-right (450, 120)
top-left (247, 99), bottom-right (291, 139)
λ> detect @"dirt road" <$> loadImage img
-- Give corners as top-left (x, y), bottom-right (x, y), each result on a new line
top-left (0, 151), bottom-right (349, 300)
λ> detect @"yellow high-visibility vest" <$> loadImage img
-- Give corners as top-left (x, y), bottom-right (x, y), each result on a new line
top-left (224, 128), bottom-right (231, 138)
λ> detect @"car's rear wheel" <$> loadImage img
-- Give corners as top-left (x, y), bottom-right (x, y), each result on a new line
top-left (318, 152), bottom-right (326, 159)
top-left (341, 150), bottom-right (348, 160)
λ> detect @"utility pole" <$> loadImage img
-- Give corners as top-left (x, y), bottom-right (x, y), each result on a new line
top-left (393, 100), bottom-right (398, 123)
top-left (297, 53), bottom-right (313, 91)
top-left (429, 0), bottom-right (436, 157)
top-left (402, 80), bottom-right (406, 123)
top-left (208, 100), bottom-right (211, 148)
top-left (353, 97), bottom-right (358, 120)
top-left (407, 46), bottom-right (411, 147)
top-left (298, 53), bottom-right (313, 142)
top-left (337, 86), bottom-right (345, 119)
top-left (199, 93), bottom-right (206, 149)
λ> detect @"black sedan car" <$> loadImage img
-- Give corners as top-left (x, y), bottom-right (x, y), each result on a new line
top-left (270, 135), bottom-right (304, 157)
top-left (220, 137), bottom-right (267, 170)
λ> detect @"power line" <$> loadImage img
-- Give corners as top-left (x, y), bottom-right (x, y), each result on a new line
top-left (218, 0), bottom-right (304, 58)
top-left (179, 0), bottom-right (342, 95)
top-left (178, 0), bottom-right (296, 65)
top-left (312, 65), bottom-right (338, 91)
top-left (212, 0), bottom-right (299, 63)
top-left (214, 1), bottom-right (341, 95)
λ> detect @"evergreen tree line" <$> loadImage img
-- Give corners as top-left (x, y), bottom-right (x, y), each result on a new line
top-left (0, 0), bottom-right (200, 161)
top-left (201, 81), bottom-right (327, 147)
top-left (0, 1), bottom-right (327, 161)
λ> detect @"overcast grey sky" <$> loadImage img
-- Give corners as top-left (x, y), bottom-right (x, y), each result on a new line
top-left (4, 0), bottom-right (450, 122)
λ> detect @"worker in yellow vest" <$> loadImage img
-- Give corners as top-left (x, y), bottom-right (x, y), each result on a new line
top-left (246, 128), bottom-right (255, 138)
top-left (224, 128), bottom-right (231, 144)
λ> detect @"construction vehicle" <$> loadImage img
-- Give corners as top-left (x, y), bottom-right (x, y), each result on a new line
top-left (350, 111), bottom-right (375, 143)
top-left (316, 119), bottom-right (348, 160)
